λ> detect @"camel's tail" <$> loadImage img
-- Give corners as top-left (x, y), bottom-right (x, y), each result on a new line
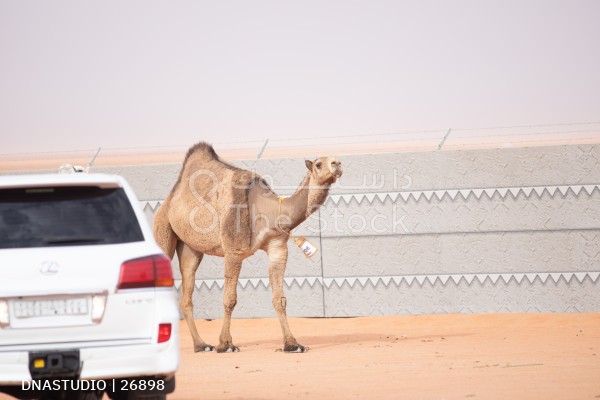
top-left (153, 196), bottom-right (178, 259)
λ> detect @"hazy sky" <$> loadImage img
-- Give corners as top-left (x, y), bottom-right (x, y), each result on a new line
top-left (1, 0), bottom-right (599, 154)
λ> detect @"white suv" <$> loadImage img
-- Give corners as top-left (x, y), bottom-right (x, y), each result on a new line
top-left (0, 174), bottom-right (179, 400)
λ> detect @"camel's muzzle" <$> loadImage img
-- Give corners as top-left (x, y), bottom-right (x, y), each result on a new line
top-left (330, 161), bottom-right (343, 177)
top-left (332, 167), bottom-right (343, 180)
top-left (330, 169), bottom-right (343, 183)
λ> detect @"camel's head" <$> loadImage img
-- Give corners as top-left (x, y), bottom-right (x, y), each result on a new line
top-left (305, 156), bottom-right (343, 186)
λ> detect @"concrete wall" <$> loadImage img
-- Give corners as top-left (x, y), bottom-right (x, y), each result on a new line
top-left (91, 144), bottom-right (600, 317)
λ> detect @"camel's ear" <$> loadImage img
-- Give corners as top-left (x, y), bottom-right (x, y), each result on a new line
top-left (305, 160), bottom-right (313, 170)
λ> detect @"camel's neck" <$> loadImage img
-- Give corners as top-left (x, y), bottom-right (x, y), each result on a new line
top-left (282, 174), bottom-right (330, 231)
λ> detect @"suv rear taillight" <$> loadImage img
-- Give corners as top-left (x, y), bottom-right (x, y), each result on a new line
top-left (118, 255), bottom-right (174, 290)
top-left (158, 323), bottom-right (172, 343)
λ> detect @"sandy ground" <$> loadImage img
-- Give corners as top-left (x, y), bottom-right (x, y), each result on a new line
top-left (1, 313), bottom-right (599, 399)
top-left (170, 313), bottom-right (600, 400)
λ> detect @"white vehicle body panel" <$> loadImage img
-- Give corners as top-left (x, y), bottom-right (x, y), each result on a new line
top-left (0, 174), bottom-right (179, 385)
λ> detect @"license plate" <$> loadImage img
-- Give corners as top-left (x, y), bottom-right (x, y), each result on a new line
top-left (14, 297), bottom-right (89, 318)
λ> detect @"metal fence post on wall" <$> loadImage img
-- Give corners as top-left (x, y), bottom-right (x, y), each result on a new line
top-left (255, 139), bottom-right (269, 161)
top-left (437, 128), bottom-right (452, 150)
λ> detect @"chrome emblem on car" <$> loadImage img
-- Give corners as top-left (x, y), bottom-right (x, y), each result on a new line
top-left (40, 261), bottom-right (59, 276)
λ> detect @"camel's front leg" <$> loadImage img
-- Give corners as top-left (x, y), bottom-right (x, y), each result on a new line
top-left (217, 254), bottom-right (242, 353)
top-left (267, 239), bottom-right (307, 352)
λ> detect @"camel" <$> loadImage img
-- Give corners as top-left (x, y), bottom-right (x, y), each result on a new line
top-left (153, 142), bottom-right (342, 353)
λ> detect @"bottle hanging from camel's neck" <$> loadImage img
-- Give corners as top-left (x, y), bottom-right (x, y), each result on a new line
top-left (292, 236), bottom-right (318, 259)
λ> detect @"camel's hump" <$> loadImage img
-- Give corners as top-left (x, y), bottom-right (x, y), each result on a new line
top-left (184, 141), bottom-right (219, 162)
top-left (182, 141), bottom-right (239, 171)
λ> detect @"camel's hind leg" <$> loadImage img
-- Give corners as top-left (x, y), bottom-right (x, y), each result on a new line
top-left (176, 241), bottom-right (214, 352)
top-left (216, 254), bottom-right (243, 353)
top-left (266, 239), bottom-right (306, 352)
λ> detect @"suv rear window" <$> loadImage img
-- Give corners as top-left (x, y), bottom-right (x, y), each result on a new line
top-left (0, 186), bottom-right (144, 249)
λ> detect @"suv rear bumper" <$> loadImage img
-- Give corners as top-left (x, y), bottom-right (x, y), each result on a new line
top-left (0, 331), bottom-right (179, 385)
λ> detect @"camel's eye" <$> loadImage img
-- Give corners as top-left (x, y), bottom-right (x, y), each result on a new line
top-left (315, 161), bottom-right (322, 169)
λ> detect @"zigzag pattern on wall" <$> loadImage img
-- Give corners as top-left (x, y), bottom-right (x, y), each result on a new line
top-left (141, 200), bottom-right (163, 211)
top-left (139, 183), bottom-right (600, 211)
top-left (174, 271), bottom-right (600, 290)
top-left (327, 184), bottom-right (600, 206)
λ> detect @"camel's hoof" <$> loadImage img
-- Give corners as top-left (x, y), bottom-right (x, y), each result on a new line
top-left (284, 344), bottom-right (308, 353)
top-left (194, 344), bottom-right (214, 353)
top-left (216, 345), bottom-right (240, 353)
